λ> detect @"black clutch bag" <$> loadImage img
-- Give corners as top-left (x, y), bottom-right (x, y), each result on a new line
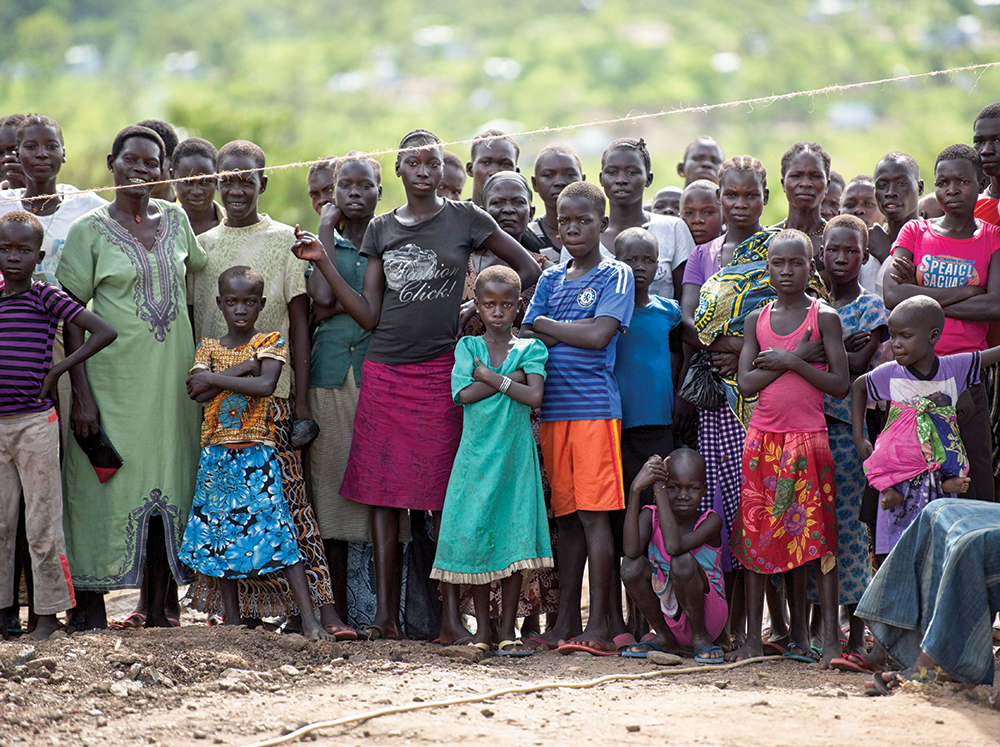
top-left (73, 427), bottom-right (123, 483)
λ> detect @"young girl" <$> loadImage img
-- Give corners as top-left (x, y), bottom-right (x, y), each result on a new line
top-left (171, 138), bottom-right (223, 236)
top-left (431, 265), bottom-right (552, 654)
top-left (852, 296), bottom-right (980, 557)
top-left (809, 215), bottom-right (886, 667)
top-left (599, 138), bottom-right (694, 302)
top-left (181, 267), bottom-right (329, 640)
top-left (522, 144), bottom-right (585, 262)
top-left (731, 229), bottom-right (850, 667)
top-left (292, 128), bottom-right (542, 642)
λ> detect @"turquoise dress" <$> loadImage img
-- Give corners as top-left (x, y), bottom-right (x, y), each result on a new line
top-left (431, 336), bottom-right (554, 584)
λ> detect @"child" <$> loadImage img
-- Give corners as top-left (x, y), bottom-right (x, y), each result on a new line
top-left (431, 265), bottom-right (553, 654)
top-left (820, 170), bottom-right (845, 223)
top-left (600, 138), bottom-right (694, 302)
top-left (871, 152), bottom-right (924, 279)
top-left (882, 144), bottom-right (1000, 504)
top-left (918, 194), bottom-right (944, 220)
top-left (171, 138), bottom-right (222, 236)
top-left (523, 144), bottom-right (585, 262)
top-left (0, 211), bottom-right (117, 639)
top-left (305, 156), bottom-right (337, 216)
top-left (676, 136), bottom-right (724, 186)
top-left (811, 215), bottom-right (886, 667)
top-left (0, 114), bottom-right (26, 191)
top-left (293, 128), bottom-right (541, 642)
top-left (730, 229), bottom-right (850, 667)
top-left (614, 228), bottom-right (682, 507)
top-left (186, 139), bottom-right (348, 636)
top-left (437, 151), bottom-right (467, 201)
top-left (181, 266), bottom-right (333, 640)
top-left (839, 175), bottom-right (883, 292)
top-left (650, 186), bottom-right (682, 217)
top-left (621, 451), bottom-right (726, 663)
top-left (678, 180), bottom-right (723, 247)
top-left (466, 130), bottom-right (519, 207)
top-left (973, 102), bottom-right (1000, 225)
top-left (136, 119), bottom-right (178, 202)
top-left (851, 296), bottom-right (988, 557)
top-left (521, 181), bottom-right (635, 654)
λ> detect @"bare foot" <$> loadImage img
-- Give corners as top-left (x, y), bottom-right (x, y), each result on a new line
top-left (301, 617), bottom-right (332, 641)
top-left (881, 487), bottom-right (904, 510)
top-left (942, 476), bottom-right (971, 495)
top-left (28, 615), bottom-right (61, 640)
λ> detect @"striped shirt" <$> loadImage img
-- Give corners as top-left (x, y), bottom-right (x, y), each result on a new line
top-left (523, 259), bottom-right (634, 421)
top-left (0, 282), bottom-right (83, 416)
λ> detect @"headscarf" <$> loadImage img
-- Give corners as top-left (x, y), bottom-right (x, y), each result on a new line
top-left (481, 170), bottom-right (532, 205)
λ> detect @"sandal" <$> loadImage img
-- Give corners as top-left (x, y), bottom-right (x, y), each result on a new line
top-left (361, 625), bottom-right (384, 641)
top-left (866, 666), bottom-right (947, 696)
top-left (324, 624), bottom-right (358, 642)
top-left (493, 639), bottom-right (532, 657)
top-left (830, 653), bottom-right (874, 674)
top-left (784, 642), bottom-right (820, 664)
top-left (522, 636), bottom-right (558, 651)
top-left (694, 645), bottom-right (725, 665)
top-left (108, 612), bottom-right (146, 630)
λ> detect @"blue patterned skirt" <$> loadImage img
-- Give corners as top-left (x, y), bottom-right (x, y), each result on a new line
top-left (180, 443), bottom-right (302, 579)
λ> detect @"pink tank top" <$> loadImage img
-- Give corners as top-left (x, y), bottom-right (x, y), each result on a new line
top-left (749, 299), bottom-right (828, 433)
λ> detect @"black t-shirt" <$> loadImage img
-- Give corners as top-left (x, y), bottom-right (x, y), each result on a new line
top-left (362, 200), bottom-right (498, 364)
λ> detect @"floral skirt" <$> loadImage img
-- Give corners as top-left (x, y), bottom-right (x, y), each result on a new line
top-left (731, 426), bottom-right (837, 574)
top-left (179, 443), bottom-right (301, 579)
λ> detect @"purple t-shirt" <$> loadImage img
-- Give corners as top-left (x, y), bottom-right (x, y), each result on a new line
top-left (681, 236), bottom-right (725, 287)
top-left (0, 282), bottom-right (83, 416)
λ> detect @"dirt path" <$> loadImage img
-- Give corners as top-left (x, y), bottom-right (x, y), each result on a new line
top-left (3, 620), bottom-right (1000, 747)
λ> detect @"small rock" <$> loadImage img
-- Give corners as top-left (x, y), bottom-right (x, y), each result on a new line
top-left (6, 693), bottom-right (26, 706)
top-left (15, 646), bottom-right (37, 666)
top-left (566, 666), bottom-right (583, 673)
top-left (713, 680), bottom-right (729, 690)
top-left (751, 699), bottom-right (769, 707)
top-left (109, 682), bottom-right (130, 698)
top-left (139, 667), bottom-right (159, 686)
top-left (96, 717), bottom-right (108, 728)
top-left (129, 663), bottom-right (143, 680)
top-left (440, 646), bottom-right (483, 662)
top-left (212, 653), bottom-right (250, 670)
top-left (26, 658), bottom-right (57, 673)
top-left (49, 672), bottom-right (64, 684)
top-left (278, 634), bottom-right (309, 652)
top-left (87, 710), bottom-right (103, 717)
top-left (44, 710), bottom-right (63, 722)
top-left (481, 709), bottom-right (494, 718)
top-left (193, 731), bottom-right (207, 740)
top-left (936, 720), bottom-right (944, 725)
top-left (413, 696), bottom-right (424, 702)
top-left (835, 688), bottom-right (848, 698)
top-left (646, 651), bottom-right (682, 666)
top-left (626, 725), bottom-right (641, 733)
top-left (278, 665), bottom-right (300, 677)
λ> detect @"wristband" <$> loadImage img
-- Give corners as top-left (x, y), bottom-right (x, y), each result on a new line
top-left (498, 376), bottom-right (512, 395)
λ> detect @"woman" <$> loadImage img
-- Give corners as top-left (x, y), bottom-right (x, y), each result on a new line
top-left (56, 125), bottom-right (206, 629)
top-left (770, 141), bottom-right (829, 267)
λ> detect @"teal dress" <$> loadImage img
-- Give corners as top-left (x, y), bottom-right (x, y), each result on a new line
top-left (431, 336), bottom-right (554, 584)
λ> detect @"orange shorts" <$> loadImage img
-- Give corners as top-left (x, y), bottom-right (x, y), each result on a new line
top-left (540, 419), bottom-right (625, 517)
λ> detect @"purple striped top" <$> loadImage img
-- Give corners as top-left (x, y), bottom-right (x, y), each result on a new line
top-left (0, 282), bottom-right (83, 416)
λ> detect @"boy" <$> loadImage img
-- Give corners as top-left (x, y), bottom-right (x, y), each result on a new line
top-left (840, 175), bottom-right (883, 292)
top-left (650, 186), bottom-right (682, 217)
top-left (883, 144), bottom-right (1000, 503)
top-left (620, 451), bottom-right (725, 663)
top-left (523, 144), bottom-right (585, 261)
top-left (521, 181), bottom-right (635, 654)
top-left (437, 151), bottom-right (467, 201)
top-left (466, 129), bottom-right (519, 207)
top-left (0, 211), bottom-right (117, 639)
top-left (820, 170), bottom-right (846, 223)
top-left (614, 227), bottom-right (682, 513)
top-left (676, 136), bottom-right (724, 186)
top-left (973, 102), bottom-right (1000, 226)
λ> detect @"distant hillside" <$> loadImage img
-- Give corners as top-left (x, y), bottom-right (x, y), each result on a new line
top-left (1, 0), bottom-right (998, 225)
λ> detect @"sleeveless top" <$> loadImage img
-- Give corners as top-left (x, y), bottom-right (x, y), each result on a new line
top-left (646, 506), bottom-right (725, 617)
top-left (749, 298), bottom-right (828, 433)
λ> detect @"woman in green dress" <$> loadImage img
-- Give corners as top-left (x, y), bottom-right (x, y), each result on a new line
top-left (57, 125), bottom-right (207, 629)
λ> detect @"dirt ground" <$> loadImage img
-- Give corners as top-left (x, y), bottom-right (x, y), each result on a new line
top-left (2, 592), bottom-right (1000, 747)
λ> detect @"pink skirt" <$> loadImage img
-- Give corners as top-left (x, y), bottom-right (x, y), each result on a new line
top-left (340, 353), bottom-right (462, 511)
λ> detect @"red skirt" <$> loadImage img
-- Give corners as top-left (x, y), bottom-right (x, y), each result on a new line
top-left (340, 353), bottom-right (462, 511)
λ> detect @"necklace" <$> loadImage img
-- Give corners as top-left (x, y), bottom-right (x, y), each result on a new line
top-left (778, 218), bottom-right (825, 236)
top-left (112, 203), bottom-right (145, 224)
top-left (26, 194), bottom-right (61, 215)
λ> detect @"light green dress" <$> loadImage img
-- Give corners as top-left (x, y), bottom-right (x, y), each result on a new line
top-left (56, 200), bottom-right (207, 590)
top-left (430, 336), bottom-right (554, 584)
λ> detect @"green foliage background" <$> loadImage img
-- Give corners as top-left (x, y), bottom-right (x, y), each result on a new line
top-left (1, 0), bottom-right (998, 227)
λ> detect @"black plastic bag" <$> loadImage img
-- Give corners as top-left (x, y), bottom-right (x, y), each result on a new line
top-left (679, 351), bottom-right (726, 411)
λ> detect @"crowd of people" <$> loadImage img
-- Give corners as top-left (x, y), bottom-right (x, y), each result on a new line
top-left (3, 102), bottom-right (1000, 697)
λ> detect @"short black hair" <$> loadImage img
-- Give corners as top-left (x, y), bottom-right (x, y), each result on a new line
top-left (602, 137), bottom-right (651, 174)
top-left (681, 179), bottom-right (720, 200)
top-left (111, 125), bottom-right (165, 168)
top-left (218, 140), bottom-right (266, 171)
top-left (398, 129), bottom-right (440, 151)
top-left (935, 143), bottom-right (984, 182)
top-left (0, 114), bottom-right (27, 130)
top-left (682, 136), bottom-right (723, 161)
top-left (475, 264), bottom-right (521, 297)
top-left (171, 137), bottom-right (217, 171)
top-left (823, 214), bottom-right (868, 250)
top-left (717, 155), bottom-right (767, 192)
top-left (614, 226), bottom-right (657, 257)
top-left (335, 150), bottom-right (382, 184)
top-left (827, 170), bottom-right (846, 190)
top-left (876, 152), bottom-right (920, 180)
top-left (666, 447), bottom-right (706, 482)
top-left (770, 228), bottom-right (813, 260)
top-left (442, 151), bottom-right (464, 170)
top-left (307, 155), bottom-right (338, 182)
top-left (16, 114), bottom-right (62, 147)
top-left (974, 102), bottom-right (1000, 125)
top-left (136, 120), bottom-right (178, 158)
top-left (218, 265), bottom-right (265, 296)
top-left (557, 180), bottom-right (606, 215)
top-left (535, 144), bottom-right (582, 173)
top-left (847, 174), bottom-right (874, 186)
top-left (470, 129), bottom-right (520, 163)
top-left (780, 141), bottom-right (831, 180)
top-left (0, 210), bottom-right (44, 249)
top-left (481, 171), bottom-right (532, 205)
top-left (891, 295), bottom-right (945, 333)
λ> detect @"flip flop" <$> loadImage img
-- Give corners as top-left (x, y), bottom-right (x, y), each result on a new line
top-left (762, 640), bottom-right (787, 656)
top-left (694, 645), bottom-right (725, 665)
top-left (522, 636), bottom-right (558, 651)
top-left (109, 612), bottom-right (146, 630)
top-left (613, 633), bottom-right (637, 651)
top-left (468, 641), bottom-right (492, 651)
top-left (621, 642), bottom-right (664, 659)
top-left (324, 624), bottom-right (359, 642)
top-left (784, 642), bottom-right (819, 664)
top-left (557, 639), bottom-right (619, 657)
top-left (167, 616), bottom-right (180, 628)
top-left (493, 639), bottom-right (532, 657)
top-left (830, 653), bottom-right (874, 674)
top-left (361, 625), bottom-right (384, 641)
top-left (865, 667), bottom-right (942, 696)
top-left (4, 617), bottom-right (27, 637)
